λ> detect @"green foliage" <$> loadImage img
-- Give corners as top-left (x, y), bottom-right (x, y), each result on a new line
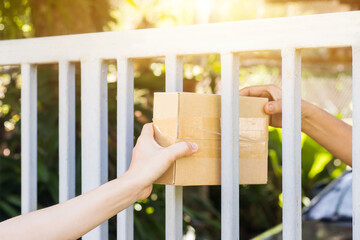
top-left (28, 0), bottom-right (115, 37)
top-left (0, 0), bottom-right (115, 40)
top-left (0, 0), bottom-right (32, 39)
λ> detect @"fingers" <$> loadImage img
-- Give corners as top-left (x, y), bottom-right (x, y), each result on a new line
top-left (164, 142), bottom-right (198, 161)
top-left (239, 85), bottom-right (282, 100)
top-left (239, 85), bottom-right (266, 97)
top-left (264, 99), bottom-right (282, 115)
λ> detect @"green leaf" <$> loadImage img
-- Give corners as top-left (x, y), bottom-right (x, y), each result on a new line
top-left (269, 149), bottom-right (281, 177)
top-left (5, 195), bottom-right (21, 206)
top-left (0, 201), bottom-right (19, 217)
top-left (308, 152), bottom-right (333, 179)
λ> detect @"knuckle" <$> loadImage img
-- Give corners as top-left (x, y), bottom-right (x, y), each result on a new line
top-left (268, 84), bottom-right (276, 91)
top-left (179, 142), bottom-right (191, 154)
top-left (265, 85), bottom-right (272, 91)
top-left (180, 141), bottom-right (188, 149)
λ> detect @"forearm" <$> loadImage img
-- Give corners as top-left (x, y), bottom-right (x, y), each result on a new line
top-left (0, 172), bottom-right (142, 240)
top-left (0, 123), bottom-right (195, 240)
top-left (301, 101), bottom-right (352, 166)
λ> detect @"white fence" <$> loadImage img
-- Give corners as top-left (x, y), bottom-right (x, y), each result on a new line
top-left (0, 11), bottom-right (359, 240)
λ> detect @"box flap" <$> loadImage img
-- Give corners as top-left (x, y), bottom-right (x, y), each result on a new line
top-left (178, 92), bottom-right (221, 118)
top-left (178, 93), bottom-right (221, 140)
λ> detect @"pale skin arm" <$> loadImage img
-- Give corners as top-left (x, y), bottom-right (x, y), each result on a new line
top-left (0, 123), bottom-right (198, 240)
top-left (239, 85), bottom-right (352, 166)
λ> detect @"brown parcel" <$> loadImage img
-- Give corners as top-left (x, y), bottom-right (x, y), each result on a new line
top-left (153, 92), bottom-right (269, 186)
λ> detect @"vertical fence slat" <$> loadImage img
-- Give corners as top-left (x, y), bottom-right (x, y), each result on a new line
top-left (21, 63), bottom-right (37, 214)
top-left (165, 55), bottom-right (183, 240)
top-left (117, 57), bottom-right (134, 240)
top-left (59, 61), bottom-right (76, 203)
top-left (220, 53), bottom-right (240, 240)
top-left (281, 48), bottom-right (302, 240)
top-left (353, 45), bottom-right (360, 240)
top-left (81, 59), bottom-right (108, 240)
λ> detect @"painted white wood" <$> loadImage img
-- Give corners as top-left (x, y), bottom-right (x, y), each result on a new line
top-left (281, 48), bottom-right (302, 240)
top-left (81, 59), bottom-right (108, 240)
top-left (165, 55), bottom-right (183, 240)
top-left (117, 57), bottom-right (134, 240)
top-left (165, 186), bottom-right (183, 240)
top-left (21, 63), bottom-right (37, 214)
top-left (353, 45), bottom-right (360, 240)
top-left (59, 61), bottom-right (76, 203)
top-left (165, 55), bottom-right (183, 92)
top-left (1, 12), bottom-right (360, 64)
top-left (220, 53), bottom-right (240, 240)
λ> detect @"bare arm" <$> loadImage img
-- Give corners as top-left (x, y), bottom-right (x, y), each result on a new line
top-left (301, 101), bottom-right (352, 166)
top-left (239, 85), bottom-right (352, 166)
top-left (0, 123), bottom-right (198, 240)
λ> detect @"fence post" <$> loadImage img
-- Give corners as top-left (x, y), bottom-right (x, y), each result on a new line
top-left (165, 55), bottom-right (183, 240)
top-left (59, 61), bottom-right (76, 203)
top-left (81, 58), bottom-right (108, 240)
top-left (281, 48), bottom-right (302, 240)
top-left (117, 57), bottom-right (134, 240)
top-left (21, 63), bottom-right (37, 214)
top-left (352, 45), bottom-right (360, 240)
top-left (221, 53), bottom-right (240, 240)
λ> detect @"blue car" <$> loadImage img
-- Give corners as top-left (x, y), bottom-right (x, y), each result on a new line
top-left (254, 171), bottom-right (352, 240)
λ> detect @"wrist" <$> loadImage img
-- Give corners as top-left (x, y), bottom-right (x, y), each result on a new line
top-left (120, 171), bottom-right (147, 202)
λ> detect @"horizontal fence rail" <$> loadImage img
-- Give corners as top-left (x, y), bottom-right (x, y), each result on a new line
top-left (1, 12), bottom-right (360, 64)
top-left (0, 11), bottom-right (359, 240)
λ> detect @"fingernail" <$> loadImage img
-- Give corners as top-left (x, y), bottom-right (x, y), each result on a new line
top-left (189, 142), bottom-right (198, 152)
top-left (268, 103), bottom-right (274, 112)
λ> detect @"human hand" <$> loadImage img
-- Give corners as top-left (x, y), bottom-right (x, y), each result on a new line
top-left (127, 123), bottom-right (198, 200)
top-left (239, 85), bottom-right (283, 127)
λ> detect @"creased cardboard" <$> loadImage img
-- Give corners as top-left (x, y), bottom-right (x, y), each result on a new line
top-left (153, 92), bottom-right (269, 186)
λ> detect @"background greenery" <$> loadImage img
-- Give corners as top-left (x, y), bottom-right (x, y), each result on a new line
top-left (0, 0), bottom-right (354, 239)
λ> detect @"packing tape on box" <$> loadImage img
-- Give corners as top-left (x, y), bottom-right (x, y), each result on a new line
top-left (153, 117), bottom-right (267, 141)
top-left (153, 117), bottom-right (267, 159)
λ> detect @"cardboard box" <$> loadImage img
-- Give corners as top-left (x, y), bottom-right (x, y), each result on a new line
top-left (153, 92), bottom-right (269, 186)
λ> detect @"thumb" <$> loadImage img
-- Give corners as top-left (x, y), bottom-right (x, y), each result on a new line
top-left (164, 142), bottom-right (198, 160)
top-left (264, 100), bottom-right (282, 115)
top-left (139, 123), bottom-right (154, 139)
